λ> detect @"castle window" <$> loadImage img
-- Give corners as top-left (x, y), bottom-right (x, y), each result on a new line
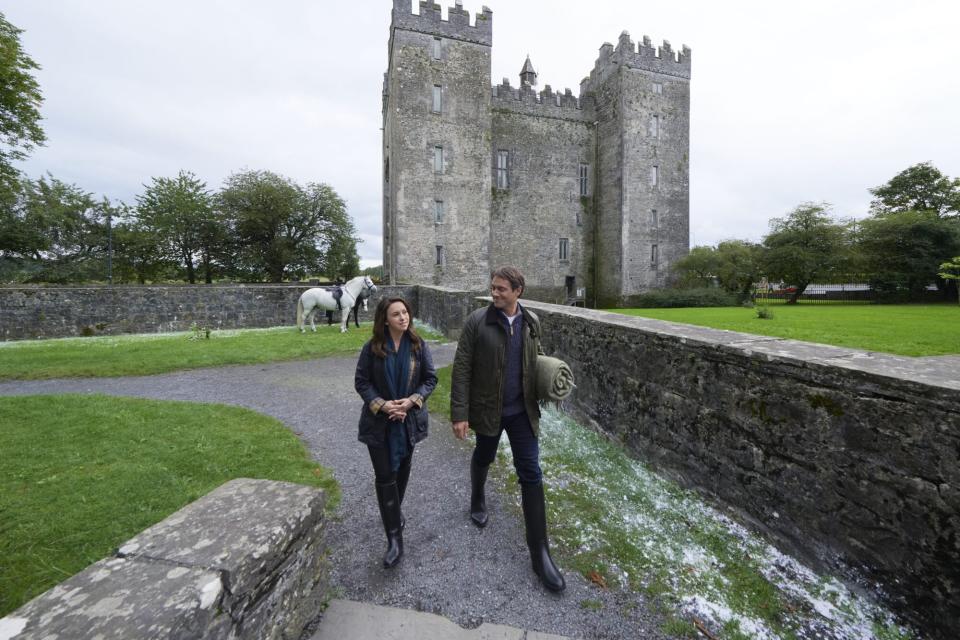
top-left (651, 165), bottom-right (659, 187)
top-left (436, 245), bottom-right (445, 266)
top-left (432, 37), bottom-right (441, 60)
top-left (652, 82), bottom-right (663, 95)
top-left (651, 209), bottom-right (659, 227)
top-left (432, 85), bottom-right (442, 113)
top-left (434, 199), bottom-right (444, 224)
top-left (650, 115), bottom-right (659, 139)
top-left (433, 145), bottom-right (443, 172)
top-left (559, 238), bottom-right (569, 261)
top-left (496, 150), bottom-right (509, 189)
top-left (651, 244), bottom-right (659, 266)
top-left (579, 163), bottom-right (589, 196)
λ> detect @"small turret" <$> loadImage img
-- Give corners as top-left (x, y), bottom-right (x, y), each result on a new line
top-left (520, 55), bottom-right (537, 87)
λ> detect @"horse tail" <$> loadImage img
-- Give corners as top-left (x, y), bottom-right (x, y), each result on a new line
top-left (296, 297), bottom-right (304, 330)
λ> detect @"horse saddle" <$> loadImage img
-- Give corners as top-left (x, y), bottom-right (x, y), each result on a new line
top-left (330, 286), bottom-right (343, 311)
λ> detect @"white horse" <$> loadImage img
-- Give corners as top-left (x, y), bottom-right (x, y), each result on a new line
top-left (326, 280), bottom-right (374, 328)
top-left (297, 275), bottom-right (377, 333)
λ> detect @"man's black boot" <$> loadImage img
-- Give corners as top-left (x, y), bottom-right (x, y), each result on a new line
top-left (520, 482), bottom-right (566, 592)
top-left (375, 481), bottom-right (404, 568)
top-left (470, 459), bottom-right (490, 528)
top-left (397, 459), bottom-right (411, 530)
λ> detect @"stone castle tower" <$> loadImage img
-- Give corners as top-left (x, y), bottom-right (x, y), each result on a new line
top-left (382, 0), bottom-right (691, 304)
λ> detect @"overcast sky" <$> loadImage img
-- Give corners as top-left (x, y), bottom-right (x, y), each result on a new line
top-left (6, 0), bottom-right (960, 267)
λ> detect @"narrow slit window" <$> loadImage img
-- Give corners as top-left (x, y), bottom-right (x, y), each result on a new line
top-left (432, 37), bottom-right (441, 60)
top-left (435, 245), bottom-right (444, 266)
top-left (434, 199), bottom-right (444, 223)
top-left (579, 163), bottom-right (589, 196)
top-left (652, 82), bottom-right (663, 94)
top-left (651, 244), bottom-right (659, 266)
top-left (559, 238), bottom-right (569, 261)
top-left (496, 150), bottom-right (509, 189)
top-left (650, 115), bottom-right (659, 138)
top-left (433, 145), bottom-right (443, 172)
top-left (432, 85), bottom-right (442, 113)
top-left (651, 209), bottom-right (659, 227)
top-left (651, 165), bottom-right (659, 186)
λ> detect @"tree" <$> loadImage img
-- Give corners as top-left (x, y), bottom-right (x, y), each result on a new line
top-left (869, 162), bottom-right (960, 218)
top-left (714, 240), bottom-right (763, 301)
top-left (0, 13), bottom-right (45, 200)
top-left (219, 170), bottom-right (358, 282)
top-left (857, 211), bottom-right (960, 300)
top-left (938, 257), bottom-right (960, 305)
top-left (761, 203), bottom-right (850, 303)
top-left (1, 174), bottom-right (106, 282)
top-left (137, 171), bottom-right (216, 284)
top-left (671, 245), bottom-right (719, 288)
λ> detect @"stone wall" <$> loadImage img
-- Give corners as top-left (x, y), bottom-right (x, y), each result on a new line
top-left (519, 300), bottom-right (958, 639)
top-left (3, 479), bottom-right (328, 640)
top-left (0, 285), bottom-right (417, 341)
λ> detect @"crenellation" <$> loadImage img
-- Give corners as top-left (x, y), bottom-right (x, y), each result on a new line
top-left (391, 0), bottom-right (493, 46)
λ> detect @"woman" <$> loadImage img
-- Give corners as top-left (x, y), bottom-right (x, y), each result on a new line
top-left (354, 296), bottom-right (437, 567)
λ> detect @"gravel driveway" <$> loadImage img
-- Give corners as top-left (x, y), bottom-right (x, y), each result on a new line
top-left (0, 343), bottom-right (670, 640)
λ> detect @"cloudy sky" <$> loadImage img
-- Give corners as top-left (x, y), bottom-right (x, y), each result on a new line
top-left (6, 0), bottom-right (959, 267)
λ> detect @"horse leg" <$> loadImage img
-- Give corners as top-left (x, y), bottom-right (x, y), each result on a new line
top-left (327, 310), bottom-right (334, 326)
top-left (309, 308), bottom-right (318, 332)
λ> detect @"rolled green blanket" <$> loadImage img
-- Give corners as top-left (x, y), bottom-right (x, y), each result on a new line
top-left (536, 355), bottom-right (575, 402)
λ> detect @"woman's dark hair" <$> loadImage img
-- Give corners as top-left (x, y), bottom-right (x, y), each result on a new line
top-left (371, 296), bottom-right (421, 357)
top-left (491, 265), bottom-right (525, 295)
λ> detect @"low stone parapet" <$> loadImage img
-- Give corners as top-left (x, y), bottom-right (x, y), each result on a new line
top-left (1, 478), bottom-right (327, 640)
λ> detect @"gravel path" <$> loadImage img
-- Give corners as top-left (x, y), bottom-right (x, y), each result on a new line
top-left (0, 344), bottom-right (670, 640)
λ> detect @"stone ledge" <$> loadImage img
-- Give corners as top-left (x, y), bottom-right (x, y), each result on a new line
top-left (2, 478), bottom-right (327, 640)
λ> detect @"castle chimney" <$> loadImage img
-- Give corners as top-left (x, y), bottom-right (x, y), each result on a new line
top-left (519, 55), bottom-right (537, 87)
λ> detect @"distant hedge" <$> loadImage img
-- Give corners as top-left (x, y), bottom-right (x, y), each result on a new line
top-left (622, 287), bottom-right (739, 308)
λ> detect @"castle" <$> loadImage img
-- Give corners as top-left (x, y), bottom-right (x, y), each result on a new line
top-left (382, 0), bottom-right (691, 304)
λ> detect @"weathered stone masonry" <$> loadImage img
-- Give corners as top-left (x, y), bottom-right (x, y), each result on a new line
top-left (417, 289), bottom-right (960, 639)
top-left (383, 1), bottom-right (691, 304)
top-left (4, 479), bottom-right (328, 640)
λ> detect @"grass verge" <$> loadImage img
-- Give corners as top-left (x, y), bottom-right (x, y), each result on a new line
top-left (0, 394), bottom-right (339, 616)
top-left (0, 324), bottom-right (443, 381)
top-left (428, 365), bottom-right (914, 638)
top-left (607, 304), bottom-right (958, 356)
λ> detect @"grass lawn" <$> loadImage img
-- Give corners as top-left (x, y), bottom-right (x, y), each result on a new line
top-left (0, 394), bottom-right (339, 616)
top-left (0, 324), bottom-right (442, 381)
top-left (606, 304), bottom-right (959, 357)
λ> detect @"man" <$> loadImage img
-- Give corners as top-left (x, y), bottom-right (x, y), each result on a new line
top-left (450, 266), bottom-right (565, 592)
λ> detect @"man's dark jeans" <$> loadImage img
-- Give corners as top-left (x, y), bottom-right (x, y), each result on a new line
top-left (472, 411), bottom-right (542, 485)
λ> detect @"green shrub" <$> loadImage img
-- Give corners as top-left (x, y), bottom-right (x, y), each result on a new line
top-left (622, 287), bottom-right (738, 308)
top-left (756, 306), bottom-right (775, 319)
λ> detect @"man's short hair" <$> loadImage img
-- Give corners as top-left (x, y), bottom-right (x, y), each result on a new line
top-left (491, 266), bottom-right (525, 293)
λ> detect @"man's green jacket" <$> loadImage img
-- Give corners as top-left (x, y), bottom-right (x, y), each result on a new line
top-left (450, 303), bottom-right (544, 436)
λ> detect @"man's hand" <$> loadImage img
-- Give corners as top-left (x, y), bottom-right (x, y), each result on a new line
top-left (452, 420), bottom-right (469, 440)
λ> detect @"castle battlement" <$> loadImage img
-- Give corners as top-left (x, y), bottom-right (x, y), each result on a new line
top-left (583, 30), bottom-right (691, 89)
top-left (391, 0), bottom-right (492, 47)
top-left (491, 78), bottom-right (591, 121)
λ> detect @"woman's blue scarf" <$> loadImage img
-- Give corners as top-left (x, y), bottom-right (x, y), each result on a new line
top-left (384, 333), bottom-right (412, 472)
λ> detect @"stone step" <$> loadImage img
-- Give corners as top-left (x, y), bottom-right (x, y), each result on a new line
top-left (311, 599), bottom-right (570, 640)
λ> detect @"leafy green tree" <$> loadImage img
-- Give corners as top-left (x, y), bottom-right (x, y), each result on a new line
top-left (671, 245), bottom-right (719, 288)
top-left (714, 240), bottom-right (763, 301)
top-left (761, 203), bottom-right (850, 303)
top-left (136, 171), bottom-right (216, 284)
top-left (219, 170), bottom-right (358, 282)
top-left (857, 211), bottom-right (960, 300)
top-left (2, 174), bottom-right (106, 282)
top-left (869, 162), bottom-right (960, 218)
top-left (0, 13), bottom-right (45, 201)
top-left (938, 256), bottom-right (960, 305)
